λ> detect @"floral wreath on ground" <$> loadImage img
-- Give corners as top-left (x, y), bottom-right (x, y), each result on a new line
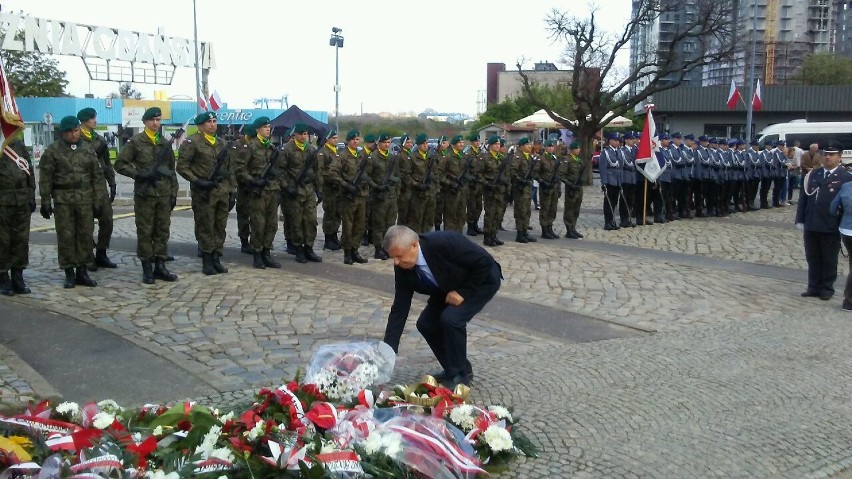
top-left (0, 341), bottom-right (537, 478)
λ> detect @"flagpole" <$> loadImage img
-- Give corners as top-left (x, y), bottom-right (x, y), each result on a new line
top-left (643, 178), bottom-right (648, 225)
top-left (745, 0), bottom-right (758, 140)
top-left (192, 0), bottom-right (203, 114)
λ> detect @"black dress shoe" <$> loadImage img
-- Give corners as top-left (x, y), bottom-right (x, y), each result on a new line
top-left (449, 373), bottom-right (473, 389)
top-left (819, 293), bottom-right (833, 301)
top-left (432, 370), bottom-right (450, 381)
top-left (801, 291), bottom-right (820, 298)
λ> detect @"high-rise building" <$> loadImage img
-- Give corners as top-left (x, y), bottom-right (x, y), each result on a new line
top-left (835, 1), bottom-right (852, 56)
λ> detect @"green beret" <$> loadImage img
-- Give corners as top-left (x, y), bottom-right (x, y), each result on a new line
top-left (450, 135), bottom-right (464, 145)
top-left (438, 135), bottom-right (447, 143)
top-left (252, 116), bottom-right (271, 129)
top-left (293, 122), bottom-right (308, 134)
top-left (544, 140), bottom-right (555, 147)
top-left (400, 133), bottom-right (410, 144)
top-left (569, 141), bottom-right (581, 149)
top-left (346, 129), bottom-right (360, 141)
top-left (468, 133), bottom-right (480, 142)
top-left (377, 133), bottom-right (391, 142)
top-left (243, 124), bottom-right (256, 137)
top-left (326, 129), bottom-right (338, 140)
top-left (142, 107), bottom-right (161, 121)
top-left (415, 133), bottom-right (429, 145)
top-left (363, 134), bottom-right (377, 143)
top-left (59, 115), bottom-right (81, 132)
top-left (517, 137), bottom-right (530, 146)
top-left (499, 138), bottom-right (506, 146)
top-left (487, 135), bottom-right (500, 145)
top-left (77, 107), bottom-right (97, 122)
top-left (194, 111), bottom-right (217, 125)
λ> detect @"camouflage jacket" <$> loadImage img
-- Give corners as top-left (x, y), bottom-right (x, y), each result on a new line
top-left (0, 140), bottom-right (35, 206)
top-left (330, 147), bottom-right (372, 198)
top-left (177, 133), bottom-right (236, 196)
top-left (558, 153), bottom-right (584, 188)
top-left (114, 131), bottom-right (178, 198)
top-left (39, 139), bottom-right (106, 206)
top-left (80, 129), bottom-right (116, 187)
top-left (439, 147), bottom-right (470, 191)
top-left (281, 138), bottom-right (320, 196)
top-left (535, 152), bottom-right (562, 186)
top-left (477, 150), bottom-right (511, 191)
top-left (408, 147), bottom-right (438, 190)
top-left (368, 148), bottom-right (400, 199)
top-left (235, 136), bottom-right (282, 192)
top-left (317, 142), bottom-right (340, 187)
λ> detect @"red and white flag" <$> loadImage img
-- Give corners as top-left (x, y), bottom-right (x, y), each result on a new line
top-left (198, 97), bottom-right (208, 111)
top-left (752, 79), bottom-right (762, 111)
top-left (726, 79), bottom-right (741, 110)
top-left (0, 51), bottom-right (30, 175)
top-left (208, 90), bottom-right (223, 111)
top-left (636, 104), bottom-right (664, 182)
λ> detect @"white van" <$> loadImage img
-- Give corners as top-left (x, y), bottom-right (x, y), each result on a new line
top-left (757, 121), bottom-right (852, 150)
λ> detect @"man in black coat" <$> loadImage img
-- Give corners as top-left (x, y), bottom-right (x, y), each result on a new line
top-left (382, 225), bottom-right (502, 388)
top-left (795, 141), bottom-right (852, 300)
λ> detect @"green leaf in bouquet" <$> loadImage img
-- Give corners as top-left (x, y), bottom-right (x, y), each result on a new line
top-left (510, 429), bottom-right (539, 458)
top-left (149, 403), bottom-right (213, 429)
top-left (296, 458), bottom-right (326, 478)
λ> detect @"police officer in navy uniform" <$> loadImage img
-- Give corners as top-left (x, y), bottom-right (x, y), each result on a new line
top-left (598, 132), bottom-right (623, 230)
top-left (744, 139), bottom-right (761, 210)
top-left (796, 141), bottom-right (852, 300)
top-left (618, 133), bottom-right (636, 228)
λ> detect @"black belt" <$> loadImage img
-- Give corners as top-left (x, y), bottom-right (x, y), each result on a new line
top-left (53, 182), bottom-right (89, 190)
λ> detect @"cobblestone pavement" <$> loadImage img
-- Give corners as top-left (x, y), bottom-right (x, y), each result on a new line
top-left (5, 183), bottom-right (852, 478)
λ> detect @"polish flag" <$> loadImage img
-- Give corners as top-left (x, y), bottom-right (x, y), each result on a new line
top-left (208, 90), bottom-right (223, 111)
top-left (635, 104), bottom-right (664, 182)
top-left (198, 97), bottom-right (208, 111)
top-left (752, 79), bottom-right (762, 111)
top-left (726, 79), bottom-right (741, 110)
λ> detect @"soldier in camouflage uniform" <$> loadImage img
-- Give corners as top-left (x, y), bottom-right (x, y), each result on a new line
top-left (115, 107), bottom-right (179, 284)
top-left (396, 134), bottom-right (413, 226)
top-left (331, 129), bottom-right (372, 264)
top-left (77, 108), bottom-right (117, 270)
top-left (439, 135), bottom-right (468, 232)
top-left (430, 135), bottom-right (448, 231)
top-left (281, 123), bottom-right (322, 263)
top-left (0, 134), bottom-right (35, 295)
top-left (535, 139), bottom-right (561, 239)
top-left (360, 134), bottom-right (377, 247)
top-left (510, 137), bottom-right (538, 243)
top-left (235, 116), bottom-right (283, 269)
top-left (559, 141), bottom-right (585, 239)
top-left (465, 134), bottom-right (484, 236)
top-left (177, 111), bottom-right (236, 275)
top-left (407, 134), bottom-right (439, 234)
top-left (479, 136), bottom-right (510, 247)
top-left (39, 116), bottom-right (106, 288)
top-left (318, 130), bottom-right (342, 251)
top-left (235, 124), bottom-right (256, 254)
top-left (367, 133), bottom-right (400, 260)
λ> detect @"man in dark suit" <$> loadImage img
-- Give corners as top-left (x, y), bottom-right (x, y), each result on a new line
top-left (382, 225), bottom-right (502, 388)
top-left (795, 141), bottom-right (852, 300)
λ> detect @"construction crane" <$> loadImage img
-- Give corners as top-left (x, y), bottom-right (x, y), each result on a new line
top-left (764, 0), bottom-right (778, 85)
top-left (253, 95), bottom-right (289, 109)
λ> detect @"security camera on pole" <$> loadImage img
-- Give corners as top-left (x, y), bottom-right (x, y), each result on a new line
top-left (329, 27), bottom-right (344, 134)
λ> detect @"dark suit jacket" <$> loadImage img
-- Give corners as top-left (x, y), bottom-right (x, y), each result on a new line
top-left (388, 231), bottom-right (501, 325)
top-left (796, 167), bottom-right (852, 233)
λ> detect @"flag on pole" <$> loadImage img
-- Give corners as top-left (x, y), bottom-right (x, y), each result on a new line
top-left (0, 52), bottom-right (30, 176)
top-left (198, 97), bottom-right (208, 111)
top-left (208, 90), bottom-right (223, 111)
top-left (635, 104), bottom-right (664, 182)
top-left (726, 79), bottom-right (741, 110)
top-left (752, 79), bottom-right (762, 112)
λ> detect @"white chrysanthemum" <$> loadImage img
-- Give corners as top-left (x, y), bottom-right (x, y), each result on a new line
top-left (381, 431), bottom-right (404, 458)
top-left (197, 425), bottom-right (222, 457)
top-left (92, 411), bottom-right (115, 429)
top-left (482, 425), bottom-right (513, 452)
top-left (219, 411), bottom-right (235, 423)
top-left (246, 420), bottom-right (265, 441)
top-left (56, 401), bottom-right (80, 417)
top-left (152, 425), bottom-right (163, 436)
top-left (97, 399), bottom-right (123, 413)
top-left (449, 405), bottom-right (476, 431)
top-left (209, 447), bottom-right (235, 463)
top-left (362, 432), bottom-right (384, 455)
top-left (145, 470), bottom-right (180, 479)
top-left (488, 405), bottom-right (513, 422)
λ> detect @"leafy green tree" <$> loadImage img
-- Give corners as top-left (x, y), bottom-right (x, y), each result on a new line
top-left (469, 83), bottom-right (573, 132)
top-left (116, 82), bottom-right (143, 100)
top-left (795, 53), bottom-right (852, 85)
top-left (3, 37), bottom-right (68, 97)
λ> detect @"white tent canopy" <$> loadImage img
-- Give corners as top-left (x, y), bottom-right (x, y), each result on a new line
top-left (512, 109), bottom-right (633, 129)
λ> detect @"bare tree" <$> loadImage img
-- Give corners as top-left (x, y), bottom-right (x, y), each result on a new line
top-left (518, 0), bottom-right (740, 182)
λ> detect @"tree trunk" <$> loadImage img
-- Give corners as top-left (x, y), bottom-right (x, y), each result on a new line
top-left (578, 124), bottom-right (597, 186)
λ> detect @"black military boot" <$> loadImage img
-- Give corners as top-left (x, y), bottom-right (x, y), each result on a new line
top-left (294, 246), bottom-right (308, 264)
top-left (329, 234), bottom-right (342, 251)
top-left (95, 249), bottom-right (117, 268)
top-left (525, 231), bottom-right (537, 242)
top-left (352, 248), bottom-right (368, 264)
top-left (201, 252), bottom-right (217, 275)
top-left (153, 259), bottom-right (178, 282)
top-left (0, 271), bottom-right (14, 296)
top-left (141, 261), bottom-right (155, 284)
top-left (483, 234), bottom-right (496, 247)
top-left (253, 252), bottom-right (266, 269)
top-left (324, 238), bottom-right (336, 250)
top-left (75, 266), bottom-right (98, 287)
top-left (212, 253), bottom-right (228, 273)
top-left (515, 231), bottom-right (528, 243)
top-left (573, 228), bottom-right (585, 239)
top-left (493, 234), bottom-right (504, 246)
top-left (343, 248), bottom-right (354, 265)
top-left (262, 248), bottom-right (281, 268)
top-left (604, 222), bottom-right (620, 231)
top-left (304, 246), bottom-right (322, 263)
top-left (654, 215), bottom-right (667, 224)
top-left (240, 238), bottom-right (253, 254)
top-left (374, 246), bottom-right (389, 260)
top-left (466, 222), bottom-right (479, 236)
top-left (474, 223), bottom-right (484, 234)
top-left (64, 268), bottom-right (76, 288)
top-left (360, 232), bottom-right (370, 246)
top-left (10, 269), bottom-right (30, 294)
top-left (286, 239), bottom-right (298, 255)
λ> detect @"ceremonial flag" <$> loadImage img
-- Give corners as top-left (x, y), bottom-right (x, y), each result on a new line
top-left (752, 79), bottom-right (762, 112)
top-left (198, 97), bottom-right (208, 111)
top-left (726, 79), bottom-right (741, 110)
top-left (635, 104), bottom-right (664, 182)
top-left (208, 90), bottom-right (223, 111)
top-left (0, 52), bottom-right (30, 176)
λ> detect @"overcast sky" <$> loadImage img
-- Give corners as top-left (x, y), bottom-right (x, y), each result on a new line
top-left (4, 0), bottom-right (632, 116)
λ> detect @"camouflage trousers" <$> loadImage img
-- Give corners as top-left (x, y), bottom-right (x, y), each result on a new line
top-left (236, 185), bottom-right (251, 241)
top-left (466, 183), bottom-right (483, 224)
top-left (483, 187), bottom-right (508, 235)
top-left (56, 202), bottom-right (95, 269)
top-left (441, 187), bottom-right (466, 232)
top-left (563, 187), bottom-right (584, 229)
top-left (95, 191), bottom-right (113, 249)
top-left (408, 189), bottom-right (435, 234)
top-left (397, 186), bottom-right (411, 226)
top-left (433, 190), bottom-right (443, 228)
top-left (369, 194), bottom-right (398, 247)
top-left (134, 195), bottom-right (171, 261)
top-left (321, 183), bottom-right (341, 237)
top-left (249, 189), bottom-right (279, 252)
top-left (283, 191), bottom-right (318, 246)
top-left (0, 203), bottom-right (30, 270)
top-left (513, 185), bottom-right (532, 232)
top-left (339, 196), bottom-right (366, 249)
top-left (192, 190), bottom-right (230, 254)
top-left (538, 184), bottom-right (560, 227)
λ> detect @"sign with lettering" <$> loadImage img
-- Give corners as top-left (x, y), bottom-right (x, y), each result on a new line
top-left (0, 12), bottom-right (215, 69)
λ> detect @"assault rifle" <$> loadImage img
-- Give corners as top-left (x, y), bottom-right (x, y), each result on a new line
top-left (139, 127), bottom-right (184, 198)
top-left (515, 154), bottom-right (537, 188)
top-left (563, 156), bottom-right (586, 192)
top-left (375, 154), bottom-right (399, 199)
top-left (488, 153), bottom-right (513, 189)
top-left (292, 146), bottom-right (319, 191)
top-left (454, 154), bottom-right (476, 190)
top-left (251, 145), bottom-right (282, 196)
top-left (545, 153), bottom-right (562, 187)
top-left (420, 153), bottom-right (438, 189)
top-left (207, 141), bottom-right (232, 184)
top-left (345, 155), bottom-right (370, 201)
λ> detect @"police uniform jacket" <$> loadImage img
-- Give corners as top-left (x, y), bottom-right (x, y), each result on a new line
top-left (796, 166), bottom-right (852, 233)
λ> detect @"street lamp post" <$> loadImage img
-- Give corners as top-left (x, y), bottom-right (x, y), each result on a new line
top-left (329, 27), bottom-right (344, 134)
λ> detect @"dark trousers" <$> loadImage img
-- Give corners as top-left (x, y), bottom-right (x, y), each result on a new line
top-left (602, 185), bottom-right (620, 225)
top-left (416, 264), bottom-right (501, 377)
top-left (804, 230), bottom-right (841, 296)
top-left (843, 234), bottom-right (852, 307)
top-left (619, 184), bottom-right (634, 223)
top-left (759, 178), bottom-right (772, 207)
top-left (772, 177), bottom-right (783, 206)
